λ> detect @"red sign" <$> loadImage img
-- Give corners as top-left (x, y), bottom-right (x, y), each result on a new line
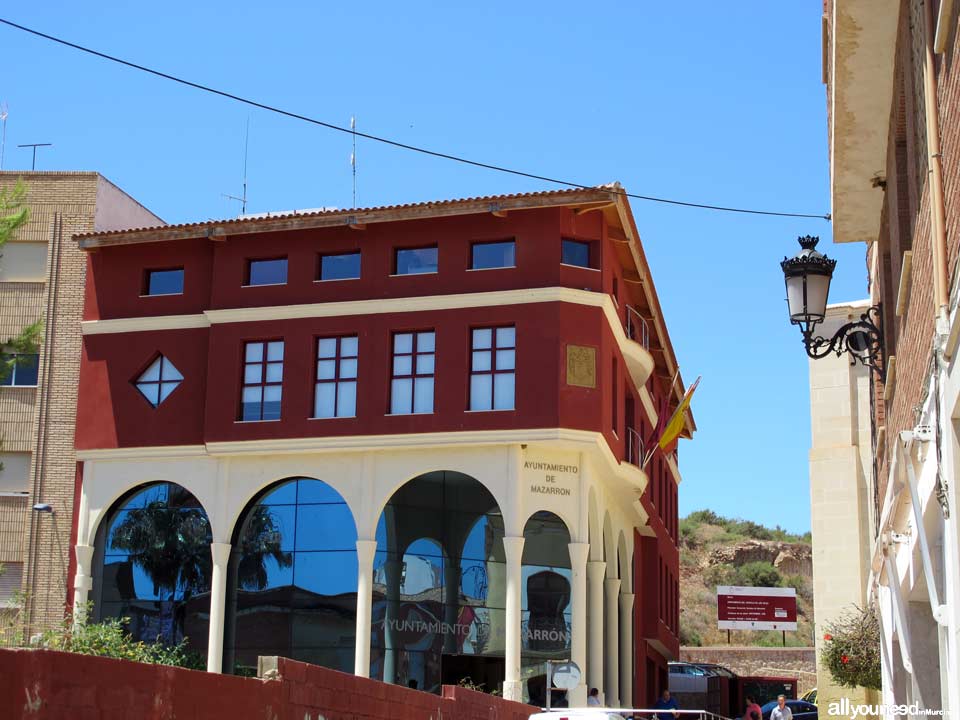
top-left (717, 586), bottom-right (798, 631)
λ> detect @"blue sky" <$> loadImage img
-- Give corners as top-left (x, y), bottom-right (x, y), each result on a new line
top-left (1, 2), bottom-right (867, 533)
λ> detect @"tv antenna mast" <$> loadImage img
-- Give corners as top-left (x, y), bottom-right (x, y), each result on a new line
top-left (18, 143), bottom-right (52, 170)
top-left (0, 104), bottom-right (8, 170)
top-left (223, 117), bottom-right (250, 215)
top-left (350, 115), bottom-right (357, 208)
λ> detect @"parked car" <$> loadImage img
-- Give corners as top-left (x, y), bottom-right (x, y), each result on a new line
top-left (800, 688), bottom-right (818, 706)
top-left (760, 699), bottom-right (818, 720)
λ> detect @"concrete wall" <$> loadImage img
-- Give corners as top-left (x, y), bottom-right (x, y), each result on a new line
top-left (807, 302), bottom-right (877, 710)
top-left (0, 648), bottom-right (538, 720)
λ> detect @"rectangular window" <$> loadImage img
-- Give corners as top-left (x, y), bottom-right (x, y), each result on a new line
top-left (246, 258), bottom-right (288, 286)
top-left (0, 353), bottom-right (39, 387)
top-left (469, 326), bottom-right (515, 411)
top-left (390, 331), bottom-right (435, 414)
top-left (241, 340), bottom-right (283, 421)
top-left (561, 238), bottom-right (592, 268)
top-left (319, 252), bottom-right (361, 281)
top-left (394, 246), bottom-right (438, 275)
top-left (471, 240), bottom-right (515, 270)
top-left (144, 268), bottom-right (184, 296)
top-left (314, 336), bottom-right (358, 418)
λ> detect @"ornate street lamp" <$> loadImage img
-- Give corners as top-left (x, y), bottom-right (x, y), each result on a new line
top-left (781, 236), bottom-right (885, 380)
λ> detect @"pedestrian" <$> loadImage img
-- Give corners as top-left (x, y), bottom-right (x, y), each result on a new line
top-left (654, 689), bottom-right (679, 720)
top-left (743, 695), bottom-right (763, 720)
top-left (587, 688), bottom-right (602, 706)
top-left (770, 695), bottom-right (792, 720)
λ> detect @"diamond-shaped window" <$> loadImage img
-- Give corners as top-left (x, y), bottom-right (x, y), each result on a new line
top-left (135, 355), bottom-right (183, 407)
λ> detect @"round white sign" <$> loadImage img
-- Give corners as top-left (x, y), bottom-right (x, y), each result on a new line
top-left (551, 661), bottom-right (582, 690)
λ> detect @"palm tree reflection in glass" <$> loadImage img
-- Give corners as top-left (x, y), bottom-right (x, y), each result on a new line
top-left (108, 484), bottom-right (291, 647)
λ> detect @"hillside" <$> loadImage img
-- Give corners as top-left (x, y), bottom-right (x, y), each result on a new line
top-left (679, 510), bottom-right (814, 647)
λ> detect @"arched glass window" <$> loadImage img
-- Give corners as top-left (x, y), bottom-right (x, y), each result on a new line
top-left (92, 482), bottom-right (211, 657)
top-left (372, 471), bottom-right (505, 694)
top-left (224, 477), bottom-right (357, 676)
top-left (521, 510), bottom-right (572, 707)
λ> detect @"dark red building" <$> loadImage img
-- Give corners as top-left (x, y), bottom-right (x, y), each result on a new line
top-left (70, 185), bottom-right (693, 708)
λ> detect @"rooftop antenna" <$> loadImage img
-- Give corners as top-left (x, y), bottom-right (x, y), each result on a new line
top-left (350, 115), bottom-right (357, 208)
top-left (222, 117), bottom-right (250, 215)
top-left (18, 143), bottom-right (52, 171)
top-left (0, 104), bottom-right (8, 170)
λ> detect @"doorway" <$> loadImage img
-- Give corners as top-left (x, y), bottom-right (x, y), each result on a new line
top-left (441, 654), bottom-right (505, 694)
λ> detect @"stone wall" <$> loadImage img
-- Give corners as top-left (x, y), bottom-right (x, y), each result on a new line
top-left (680, 646), bottom-right (817, 693)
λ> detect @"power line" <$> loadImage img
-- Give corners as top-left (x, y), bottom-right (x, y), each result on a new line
top-left (0, 17), bottom-right (831, 221)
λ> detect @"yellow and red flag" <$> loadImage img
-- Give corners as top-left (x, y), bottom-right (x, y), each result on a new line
top-left (657, 375), bottom-right (700, 454)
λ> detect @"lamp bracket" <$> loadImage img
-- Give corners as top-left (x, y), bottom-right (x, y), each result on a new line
top-left (801, 305), bottom-right (885, 381)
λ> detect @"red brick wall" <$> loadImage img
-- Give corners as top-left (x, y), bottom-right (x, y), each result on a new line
top-left (0, 649), bottom-right (539, 720)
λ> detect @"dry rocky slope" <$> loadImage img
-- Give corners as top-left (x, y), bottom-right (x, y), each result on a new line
top-left (679, 511), bottom-right (814, 647)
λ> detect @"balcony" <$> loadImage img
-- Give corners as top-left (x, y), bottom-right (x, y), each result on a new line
top-left (626, 426), bottom-right (644, 467)
top-left (621, 305), bottom-right (655, 389)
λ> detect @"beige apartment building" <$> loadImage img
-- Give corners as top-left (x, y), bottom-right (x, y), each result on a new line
top-left (812, 0), bottom-right (960, 713)
top-left (0, 171), bottom-right (160, 634)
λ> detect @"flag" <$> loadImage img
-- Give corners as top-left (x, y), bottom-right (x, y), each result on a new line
top-left (657, 375), bottom-right (700, 453)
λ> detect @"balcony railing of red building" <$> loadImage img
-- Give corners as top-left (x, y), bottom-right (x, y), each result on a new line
top-left (625, 305), bottom-right (650, 349)
top-left (626, 426), bottom-right (644, 467)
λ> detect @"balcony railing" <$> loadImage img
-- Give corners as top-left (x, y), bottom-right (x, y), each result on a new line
top-left (625, 305), bottom-right (650, 349)
top-left (626, 426), bottom-right (644, 467)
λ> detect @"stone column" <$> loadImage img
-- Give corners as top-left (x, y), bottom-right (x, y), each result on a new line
top-left (604, 577), bottom-right (621, 707)
top-left (382, 558), bottom-right (402, 684)
top-left (587, 560), bottom-right (607, 703)
top-left (502, 535), bottom-right (525, 702)
top-left (206, 542), bottom-right (232, 673)
top-left (619, 593), bottom-right (635, 708)
top-left (568, 542), bottom-right (590, 707)
top-left (354, 539), bottom-right (378, 677)
top-left (72, 544), bottom-right (95, 625)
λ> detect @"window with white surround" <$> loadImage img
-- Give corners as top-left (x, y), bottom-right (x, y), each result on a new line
top-left (469, 326), bottom-right (515, 411)
top-left (314, 336), bottom-right (358, 418)
top-left (241, 341), bottom-right (283, 421)
top-left (390, 331), bottom-right (434, 414)
top-left (134, 355), bottom-right (183, 407)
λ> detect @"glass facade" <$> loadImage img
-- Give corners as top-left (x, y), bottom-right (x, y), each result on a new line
top-left (521, 511), bottom-right (572, 706)
top-left (371, 471), bottom-right (506, 694)
top-left (93, 482), bottom-right (211, 657)
top-left (224, 477), bottom-right (358, 676)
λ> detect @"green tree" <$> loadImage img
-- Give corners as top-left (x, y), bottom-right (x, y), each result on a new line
top-left (0, 180), bottom-right (43, 435)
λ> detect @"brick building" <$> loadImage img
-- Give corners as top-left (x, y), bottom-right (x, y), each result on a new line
top-left (814, 0), bottom-right (960, 712)
top-left (68, 185), bottom-right (693, 706)
top-left (0, 172), bottom-right (160, 635)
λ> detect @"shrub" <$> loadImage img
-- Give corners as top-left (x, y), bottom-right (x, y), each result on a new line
top-left (37, 605), bottom-right (203, 669)
top-left (733, 562), bottom-right (782, 588)
top-left (821, 606), bottom-right (882, 690)
top-left (679, 625), bottom-right (703, 646)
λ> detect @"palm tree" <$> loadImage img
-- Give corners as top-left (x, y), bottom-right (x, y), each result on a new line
top-left (235, 506), bottom-right (293, 590)
top-left (110, 497), bottom-right (212, 601)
